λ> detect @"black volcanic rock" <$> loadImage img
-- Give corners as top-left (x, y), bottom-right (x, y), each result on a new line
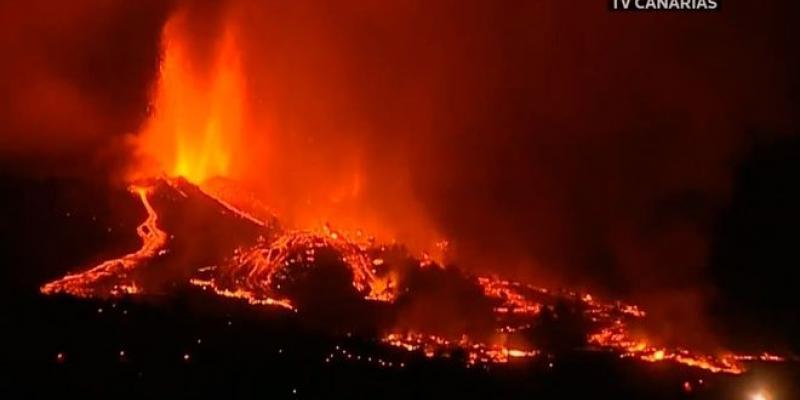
top-left (138, 177), bottom-right (271, 290)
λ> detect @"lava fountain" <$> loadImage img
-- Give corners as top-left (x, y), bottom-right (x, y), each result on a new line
top-left (39, 4), bottom-right (791, 379)
top-left (133, 7), bottom-right (245, 184)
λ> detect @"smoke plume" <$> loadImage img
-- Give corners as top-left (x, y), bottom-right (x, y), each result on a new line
top-left (3, 0), bottom-right (799, 346)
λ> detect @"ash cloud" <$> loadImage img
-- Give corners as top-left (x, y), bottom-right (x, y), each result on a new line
top-left (227, 0), bottom-right (799, 345)
top-left (0, 0), bottom-right (172, 179)
top-left (2, 0), bottom-right (799, 345)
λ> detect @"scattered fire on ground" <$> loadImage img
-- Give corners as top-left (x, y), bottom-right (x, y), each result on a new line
top-left (39, 6), bottom-right (789, 379)
top-left (40, 178), bottom-right (787, 375)
top-left (383, 332), bottom-right (538, 365)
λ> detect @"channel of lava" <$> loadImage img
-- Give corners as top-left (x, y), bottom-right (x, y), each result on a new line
top-left (40, 185), bottom-right (167, 298)
top-left (40, 177), bottom-right (786, 374)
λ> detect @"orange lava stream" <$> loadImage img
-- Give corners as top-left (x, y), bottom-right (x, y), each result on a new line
top-left (588, 324), bottom-right (745, 374)
top-left (34, 4), bottom-right (791, 377)
top-left (383, 332), bottom-right (539, 365)
top-left (189, 226), bottom-right (398, 307)
top-left (478, 277), bottom-right (544, 317)
top-left (189, 278), bottom-right (294, 311)
top-left (40, 185), bottom-right (167, 298)
top-left (38, 180), bottom-right (787, 375)
top-left (476, 276), bottom-right (752, 374)
top-left (187, 178), bottom-right (270, 228)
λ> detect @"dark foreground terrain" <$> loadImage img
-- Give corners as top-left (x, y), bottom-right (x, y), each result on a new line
top-left (3, 289), bottom-right (798, 399)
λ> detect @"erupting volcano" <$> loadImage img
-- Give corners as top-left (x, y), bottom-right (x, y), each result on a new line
top-left (37, 10), bottom-right (787, 380)
top-left (44, 173), bottom-right (787, 375)
top-left (5, 1), bottom-right (799, 399)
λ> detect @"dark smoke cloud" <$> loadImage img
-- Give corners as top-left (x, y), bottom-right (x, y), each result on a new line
top-left (228, 0), bottom-right (799, 345)
top-left (413, 1), bottom-right (799, 298)
top-left (0, 0), bottom-right (172, 179)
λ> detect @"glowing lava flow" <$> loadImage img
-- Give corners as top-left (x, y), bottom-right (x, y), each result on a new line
top-left (189, 225), bottom-right (398, 310)
top-left (588, 324), bottom-right (745, 374)
top-left (189, 277), bottom-right (295, 311)
top-left (40, 185), bottom-right (167, 298)
top-left (38, 179), bottom-right (788, 374)
top-left (477, 277), bottom-right (751, 374)
top-left (34, 3), bottom-right (791, 379)
top-left (383, 332), bottom-right (538, 365)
